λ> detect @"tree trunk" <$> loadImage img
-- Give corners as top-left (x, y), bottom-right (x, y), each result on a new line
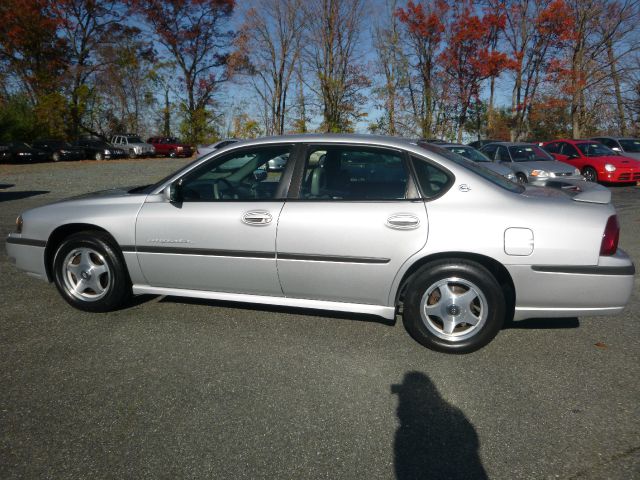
top-left (607, 39), bottom-right (626, 136)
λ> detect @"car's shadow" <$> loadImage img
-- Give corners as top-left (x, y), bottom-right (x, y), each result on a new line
top-left (505, 317), bottom-right (579, 329)
top-left (156, 295), bottom-right (397, 326)
top-left (0, 190), bottom-right (49, 202)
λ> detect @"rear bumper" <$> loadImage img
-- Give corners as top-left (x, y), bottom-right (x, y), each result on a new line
top-left (6, 234), bottom-right (48, 281)
top-left (508, 249), bottom-right (635, 320)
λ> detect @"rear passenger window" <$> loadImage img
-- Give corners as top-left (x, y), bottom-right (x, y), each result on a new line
top-left (300, 146), bottom-right (408, 200)
top-left (411, 157), bottom-right (452, 198)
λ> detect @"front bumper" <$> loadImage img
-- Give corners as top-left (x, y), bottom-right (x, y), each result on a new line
top-left (602, 168), bottom-right (640, 183)
top-left (508, 249), bottom-right (635, 321)
top-left (6, 234), bottom-right (48, 281)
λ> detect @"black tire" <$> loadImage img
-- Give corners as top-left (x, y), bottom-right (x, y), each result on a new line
top-left (169, 150), bottom-right (176, 158)
top-left (582, 166), bottom-right (598, 183)
top-left (94, 152), bottom-right (104, 161)
top-left (402, 259), bottom-right (505, 354)
top-left (53, 231), bottom-right (131, 312)
top-left (516, 173), bottom-right (528, 184)
top-left (52, 152), bottom-right (61, 162)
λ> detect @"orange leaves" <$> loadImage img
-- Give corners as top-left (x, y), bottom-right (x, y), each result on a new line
top-left (396, 0), bottom-right (447, 43)
top-left (536, 0), bottom-right (576, 43)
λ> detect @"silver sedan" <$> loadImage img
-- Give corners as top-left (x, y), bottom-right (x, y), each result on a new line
top-left (6, 134), bottom-right (635, 353)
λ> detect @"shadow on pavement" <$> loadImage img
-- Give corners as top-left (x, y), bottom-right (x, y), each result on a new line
top-left (505, 317), bottom-right (579, 329)
top-left (0, 190), bottom-right (49, 202)
top-left (0, 183), bottom-right (15, 189)
top-left (392, 371), bottom-right (487, 480)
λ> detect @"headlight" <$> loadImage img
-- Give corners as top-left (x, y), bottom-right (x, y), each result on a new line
top-left (134, 147), bottom-right (141, 153)
top-left (530, 169), bottom-right (549, 177)
top-left (177, 146), bottom-right (183, 151)
top-left (16, 215), bottom-right (23, 233)
top-left (61, 150), bottom-right (70, 154)
top-left (605, 164), bottom-right (616, 172)
top-left (104, 149), bottom-right (111, 155)
top-left (18, 152), bottom-right (30, 156)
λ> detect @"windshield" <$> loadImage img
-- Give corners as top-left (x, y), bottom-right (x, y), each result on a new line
top-left (444, 146), bottom-right (491, 162)
top-left (419, 143), bottom-right (524, 193)
top-left (126, 136), bottom-right (144, 143)
top-left (508, 145), bottom-right (552, 162)
top-left (619, 139), bottom-right (640, 153)
top-left (575, 142), bottom-right (614, 157)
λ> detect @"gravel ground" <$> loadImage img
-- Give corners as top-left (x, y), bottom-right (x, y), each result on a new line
top-left (0, 158), bottom-right (638, 479)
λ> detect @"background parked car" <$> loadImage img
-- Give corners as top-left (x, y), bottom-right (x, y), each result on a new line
top-left (480, 142), bottom-right (583, 185)
top-left (542, 139), bottom-right (640, 184)
top-left (590, 136), bottom-right (640, 161)
top-left (434, 143), bottom-right (516, 181)
top-left (110, 134), bottom-right (155, 158)
top-left (73, 139), bottom-right (127, 161)
top-left (0, 141), bottom-right (49, 164)
top-left (147, 137), bottom-right (194, 158)
top-left (467, 139), bottom-right (504, 149)
top-left (31, 139), bottom-right (85, 162)
top-left (196, 138), bottom-right (239, 157)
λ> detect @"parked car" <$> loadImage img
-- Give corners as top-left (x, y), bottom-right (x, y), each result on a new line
top-left (480, 142), bottom-right (583, 185)
top-left (435, 143), bottom-right (516, 181)
top-left (467, 139), bottom-right (504, 149)
top-left (0, 141), bottom-right (49, 164)
top-left (542, 139), bottom-right (640, 184)
top-left (72, 139), bottom-right (127, 161)
top-left (196, 138), bottom-right (239, 157)
top-left (110, 134), bottom-right (155, 158)
top-left (6, 135), bottom-right (634, 354)
top-left (590, 136), bottom-right (640, 161)
top-left (32, 139), bottom-right (86, 162)
top-left (147, 137), bottom-right (194, 158)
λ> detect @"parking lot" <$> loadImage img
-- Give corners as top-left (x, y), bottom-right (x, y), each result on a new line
top-left (0, 157), bottom-right (638, 479)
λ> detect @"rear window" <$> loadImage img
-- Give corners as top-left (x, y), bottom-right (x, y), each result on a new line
top-left (417, 143), bottom-right (524, 194)
top-left (508, 145), bottom-right (552, 162)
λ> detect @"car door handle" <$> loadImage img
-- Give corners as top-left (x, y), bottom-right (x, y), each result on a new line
top-left (386, 214), bottom-right (420, 230)
top-left (242, 210), bottom-right (273, 226)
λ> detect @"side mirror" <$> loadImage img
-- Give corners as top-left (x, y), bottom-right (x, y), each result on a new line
top-left (163, 180), bottom-right (183, 203)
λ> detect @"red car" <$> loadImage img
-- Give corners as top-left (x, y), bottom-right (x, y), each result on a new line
top-left (542, 139), bottom-right (640, 184)
top-left (147, 137), bottom-right (194, 158)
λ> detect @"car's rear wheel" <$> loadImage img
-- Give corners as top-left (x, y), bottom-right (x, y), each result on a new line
top-left (582, 166), bottom-right (598, 182)
top-left (402, 259), bottom-right (505, 353)
top-left (516, 173), bottom-right (528, 184)
top-left (94, 152), bottom-right (104, 161)
top-left (53, 232), bottom-right (131, 312)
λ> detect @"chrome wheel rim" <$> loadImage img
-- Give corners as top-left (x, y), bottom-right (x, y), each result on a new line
top-left (420, 277), bottom-right (488, 342)
top-left (62, 248), bottom-right (111, 302)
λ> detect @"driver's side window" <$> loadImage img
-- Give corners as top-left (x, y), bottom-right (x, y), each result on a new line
top-left (180, 146), bottom-right (291, 201)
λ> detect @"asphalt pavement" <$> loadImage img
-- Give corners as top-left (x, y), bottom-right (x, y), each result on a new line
top-left (0, 158), bottom-right (638, 479)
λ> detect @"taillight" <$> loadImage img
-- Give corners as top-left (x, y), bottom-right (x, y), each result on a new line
top-left (600, 215), bottom-right (619, 256)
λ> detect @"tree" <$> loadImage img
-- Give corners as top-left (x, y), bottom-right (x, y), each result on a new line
top-left (237, 0), bottom-right (304, 135)
top-left (130, 0), bottom-right (235, 143)
top-left (502, 0), bottom-right (574, 141)
top-left (439, 0), bottom-right (511, 142)
top-left (304, 0), bottom-right (370, 132)
top-left (52, 0), bottom-right (123, 138)
top-left (396, 0), bottom-right (449, 137)
top-left (562, 0), bottom-right (639, 138)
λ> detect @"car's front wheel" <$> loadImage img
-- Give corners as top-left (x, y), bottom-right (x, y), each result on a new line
top-left (52, 152), bottom-right (61, 162)
top-left (53, 232), bottom-right (131, 312)
top-left (516, 173), bottom-right (528, 184)
top-left (402, 259), bottom-right (505, 353)
top-left (582, 166), bottom-right (598, 182)
top-left (94, 152), bottom-right (104, 161)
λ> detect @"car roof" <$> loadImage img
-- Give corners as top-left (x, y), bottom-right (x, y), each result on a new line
top-left (482, 141), bottom-right (536, 147)
top-left (221, 134), bottom-right (423, 150)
